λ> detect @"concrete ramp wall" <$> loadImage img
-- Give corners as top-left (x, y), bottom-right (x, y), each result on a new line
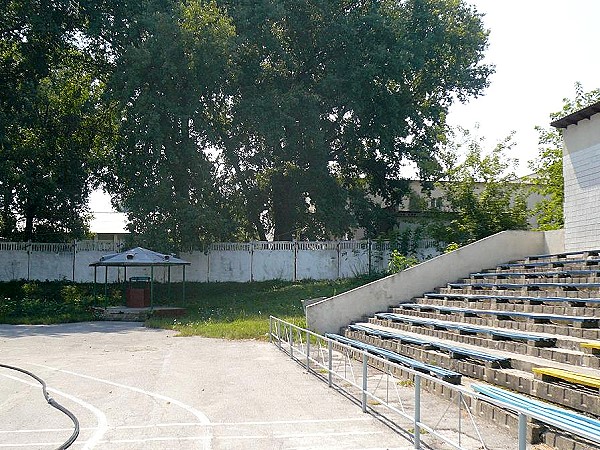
top-left (305, 230), bottom-right (564, 334)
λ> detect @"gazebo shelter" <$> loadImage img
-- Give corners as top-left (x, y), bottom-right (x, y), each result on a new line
top-left (90, 247), bottom-right (191, 309)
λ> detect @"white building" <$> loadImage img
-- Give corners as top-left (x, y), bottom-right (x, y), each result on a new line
top-left (552, 100), bottom-right (600, 251)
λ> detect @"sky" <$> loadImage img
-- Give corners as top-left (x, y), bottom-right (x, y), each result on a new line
top-left (448, 0), bottom-right (600, 173)
top-left (89, 0), bottom-right (600, 233)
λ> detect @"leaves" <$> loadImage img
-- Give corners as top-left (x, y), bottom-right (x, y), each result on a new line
top-left (219, 0), bottom-right (492, 240)
top-left (429, 128), bottom-right (529, 246)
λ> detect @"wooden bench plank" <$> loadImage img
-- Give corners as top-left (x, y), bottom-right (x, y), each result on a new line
top-left (448, 282), bottom-right (600, 290)
top-left (473, 384), bottom-right (600, 440)
top-left (326, 333), bottom-right (462, 383)
top-left (425, 292), bottom-right (600, 306)
top-left (499, 258), bottom-right (600, 269)
top-left (532, 367), bottom-right (600, 390)
top-left (398, 303), bottom-right (600, 326)
top-left (375, 313), bottom-right (557, 344)
top-left (349, 324), bottom-right (511, 366)
top-left (581, 341), bottom-right (600, 356)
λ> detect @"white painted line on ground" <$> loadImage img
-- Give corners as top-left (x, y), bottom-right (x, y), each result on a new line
top-left (0, 372), bottom-right (108, 449)
top-left (31, 363), bottom-right (210, 425)
top-left (0, 416), bottom-right (374, 437)
top-left (95, 436), bottom-right (211, 445)
top-left (0, 427), bottom-right (72, 434)
top-left (274, 430), bottom-right (383, 438)
top-left (94, 429), bottom-right (383, 445)
top-left (31, 363), bottom-right (213, 450)
top-left (0, 441), bottom-right (63, 448)
top-left (208, 417), bottom-right (373, 426)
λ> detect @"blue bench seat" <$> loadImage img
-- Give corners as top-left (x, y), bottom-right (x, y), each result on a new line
top-left (374, 313), bottom-right (557, 345)
top-left (473, 384), bottom-right (600, 444)
top-left (499, 258), bottom-right (600, 269)
top-left (448, 282), bottom-right (600, 290)
top-left (526, 249), bottom-right (600, 261)
top-left (424, 292), bottom-right (600, 306)
top-left (396, 303), bottom-right (600, 327)
top-left (470, 270), bottom-right (600, 279)
top-left (349, 324), bottom-right (511, 367)
top-left (325, 333), bottom-right (462, 383)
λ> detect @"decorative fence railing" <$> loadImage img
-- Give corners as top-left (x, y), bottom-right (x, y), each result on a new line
top-left (269, 317), bottom-right (600, 450)
top-left (0, 239), bottom-right (441, 283)
top-left (0, 240), bottom-right (121, 253)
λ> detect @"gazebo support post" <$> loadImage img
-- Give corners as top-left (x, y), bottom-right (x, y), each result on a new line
top-left (150, 266), bottom-right (154, 310)
top-left (182, 265), bottom-right (186, 305)
top-left (104, 266), bottom-right (108, 309)
top-left (93, 266), bottom-right (97, 306)
top-left (167, 266), bottom-right (171, 304)
top-left (123, 266), bottom-right (127, 306)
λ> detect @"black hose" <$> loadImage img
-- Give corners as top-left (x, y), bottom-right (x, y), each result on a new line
top-left (0, 363), bottom-right (80, 450)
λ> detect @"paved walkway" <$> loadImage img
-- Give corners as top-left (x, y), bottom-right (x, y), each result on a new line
top-left (0, 322), bottom-right (413, 449)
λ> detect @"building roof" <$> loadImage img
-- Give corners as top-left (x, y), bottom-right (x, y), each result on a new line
top-left (550, 100), bottom-right (600, 129)
top-left (90, 247), bottom-right (190, 267)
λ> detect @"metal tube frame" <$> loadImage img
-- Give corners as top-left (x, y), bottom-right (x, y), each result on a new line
top-left (268, 316), bottom-right (600, 450)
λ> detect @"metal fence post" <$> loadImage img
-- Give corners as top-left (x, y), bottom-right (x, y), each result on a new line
top-left (414, 375), bottom-right (421, 449)
top-left (362, 352), bottom-right (368, 413)
top-left (458, 391), bottom-right (462, 447)
top-left (328, 340), bottom-right (333, 387)
top-left (518, 413), bottom-right (527, 450)
top-left (269, 316), bottom-right (273, 344)
top-left (306, 330), bottom-right (310, 371)
top-left (290, 325), bottom-right (294, 359)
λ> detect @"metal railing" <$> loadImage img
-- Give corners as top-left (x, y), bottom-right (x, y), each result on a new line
top-left (269, 316), bottom-right (600, 450)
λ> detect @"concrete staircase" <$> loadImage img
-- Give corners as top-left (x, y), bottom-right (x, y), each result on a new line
top-left (343, 249), bottom-right (600, 450)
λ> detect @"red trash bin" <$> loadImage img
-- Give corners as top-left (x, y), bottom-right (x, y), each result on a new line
top-left (126, 276), bottom-right (151, 308)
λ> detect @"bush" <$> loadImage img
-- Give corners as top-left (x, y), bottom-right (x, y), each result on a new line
top-left (0, 280), bottom-right (122, 324)
top-left (387, 250), bottom-right (418, 274)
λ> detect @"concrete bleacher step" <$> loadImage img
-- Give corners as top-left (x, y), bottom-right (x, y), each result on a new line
top-left (386, 306), bottom-right (600, 340)
top-left (448, 281), bottom-right (600, 293)
top-left (473, 384), bottom-right (600, 450)
top-left (532, 367), bottom-right (600, 392)
top-left (345, 322), bottom-right (600, 418)
top-left (419, 294), bottom-right (600, 319)
top-left (326, 333), bottom-right (462, 383)
top-left (370, 313), bottom-right (600, 368)
top-left (498, 258), bottom-right (600, 271)
top-left (350, 247), bottom-right (600, 450)
top-left (395, 303), bottom-right (600, 328)
top-left (471, 269), bottom-right (600, 279)
top-left (423, 291), bottom-right (600, 307)
top-left (348, 324), bottom-right (512, 367)
top-left (524, 249), bottom-right (600, 262)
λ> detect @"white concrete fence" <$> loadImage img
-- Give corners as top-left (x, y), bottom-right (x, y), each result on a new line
top-left (0, 239), bottom-right (440, 283)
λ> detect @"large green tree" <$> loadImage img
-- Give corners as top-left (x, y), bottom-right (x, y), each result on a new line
top-left (218, 0), bottom-right (493, 240)
top-left (429, 129), bottom-right (529, 247)
top-left (104, 0), bottom-right (241, 251)
top-left (0, 0), bottom-right (121, 241)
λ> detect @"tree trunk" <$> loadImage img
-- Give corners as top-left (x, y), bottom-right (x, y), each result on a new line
top-left (24, 209), bottom-right (35, 241)
top-left (271, 171), bottom-right (298, 241)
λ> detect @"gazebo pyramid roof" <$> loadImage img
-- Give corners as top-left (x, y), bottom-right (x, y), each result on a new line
top-left (90, 247), bottom-right (190, 267)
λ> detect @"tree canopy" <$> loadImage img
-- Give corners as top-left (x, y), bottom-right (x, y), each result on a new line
top-left (216, 0), bottom-right (492, 240)
top-left (1, 0), bottom-right (493, 248)
top-left (428, 128), bottom-right (529, 247)
top-left (0, 0), bottom-right (121, 241)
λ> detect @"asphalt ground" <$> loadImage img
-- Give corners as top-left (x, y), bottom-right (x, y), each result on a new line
top-left (0, 322), bottom-right (415, 450)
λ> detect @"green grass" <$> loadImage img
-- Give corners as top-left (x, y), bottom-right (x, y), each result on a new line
top-left (0, 280), bottom-right (123, 325)
top-left (0, 276), bottom-right (382, 339)
top-left (146, 276), bottom-right (381, 340)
